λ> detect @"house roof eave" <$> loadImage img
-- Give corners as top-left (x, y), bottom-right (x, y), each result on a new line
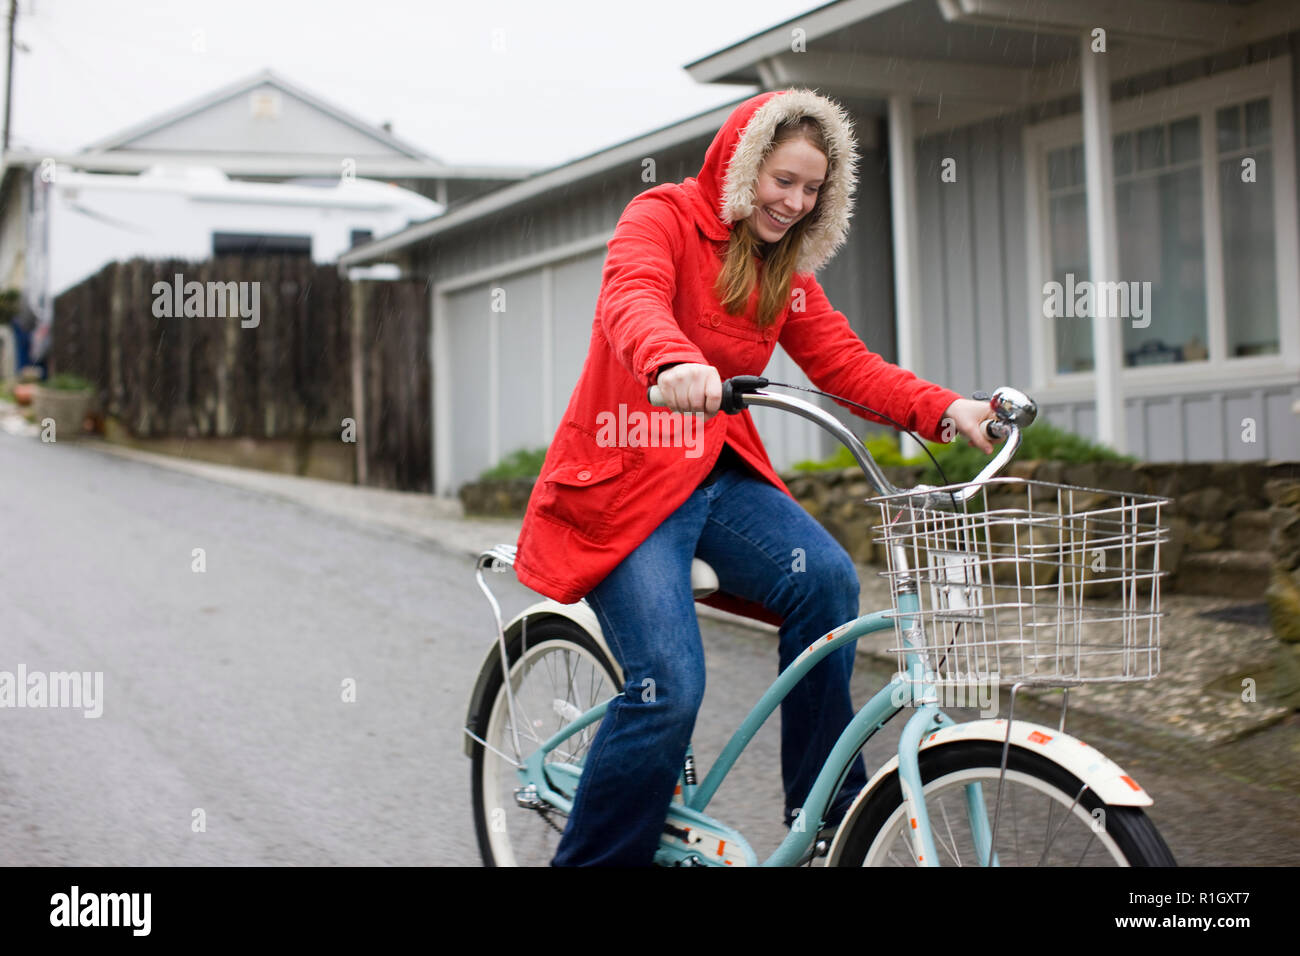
top-left (684, 0), bottom-right (913, 84)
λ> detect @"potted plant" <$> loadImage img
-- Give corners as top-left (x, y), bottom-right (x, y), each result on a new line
top-left (31, 372), bottom-right (97, 439)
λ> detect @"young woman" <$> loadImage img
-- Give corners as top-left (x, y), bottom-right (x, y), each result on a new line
top-left (513, 88), bottom-right (998, 866)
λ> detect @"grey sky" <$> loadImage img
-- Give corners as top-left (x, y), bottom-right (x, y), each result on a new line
top-left (4, 0), bottom-right (816, 169)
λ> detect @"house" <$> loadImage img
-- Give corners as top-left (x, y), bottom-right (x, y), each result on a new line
top-left (0, 69), bottom-right (534, 365)
top-left (340, 0), bottom-right (1300, 495)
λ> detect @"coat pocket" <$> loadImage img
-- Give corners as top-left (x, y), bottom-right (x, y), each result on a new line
top-left (697, 308), bottom-right (770, 342)
top-left (533, 423), bottom-right (639, 543)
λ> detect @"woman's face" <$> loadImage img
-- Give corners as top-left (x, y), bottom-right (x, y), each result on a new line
top-left (746, 137), bottom-right (827, 243)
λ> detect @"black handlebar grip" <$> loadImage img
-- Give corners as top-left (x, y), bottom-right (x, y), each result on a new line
top-left (721, 375), bottom-right (769, 415)
top-left (720, 380), bottom-right (741, 415)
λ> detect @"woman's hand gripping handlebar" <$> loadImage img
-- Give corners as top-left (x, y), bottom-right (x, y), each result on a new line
top-left (648, 376), bottom-right (1038, 505)
top-left (647, 374), bottom-right (772, 416)
top-left (648, 363), bottom-right (723, 417)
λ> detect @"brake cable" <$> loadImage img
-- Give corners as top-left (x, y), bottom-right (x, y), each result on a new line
top-left (754, 378), bottom-right (954, 490)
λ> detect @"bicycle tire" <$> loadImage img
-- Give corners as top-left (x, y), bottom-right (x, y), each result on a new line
top-left (469, 616), bottom-right (621, 867)
top-left (832, 740), bottom-right (1177, 867)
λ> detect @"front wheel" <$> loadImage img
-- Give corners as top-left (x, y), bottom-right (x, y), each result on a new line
top-left (469, 616), bottom-right (621, 866)
top-left (832, 741), bottom-right (1177, 867)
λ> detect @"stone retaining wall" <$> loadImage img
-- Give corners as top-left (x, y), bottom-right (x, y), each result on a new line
top-left (459, 477), bottom-right (536, 517)
top-left (1265, 482), bottom-right (1300, 702)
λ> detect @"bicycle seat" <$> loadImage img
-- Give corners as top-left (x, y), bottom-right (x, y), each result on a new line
top-left (691, 558), bottom-right (719, 599)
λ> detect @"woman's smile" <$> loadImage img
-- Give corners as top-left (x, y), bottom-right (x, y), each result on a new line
top-left (763, 207), bottom-right (796, 227)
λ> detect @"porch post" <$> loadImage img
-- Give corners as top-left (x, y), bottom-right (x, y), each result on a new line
top-left (432, 287), bottom-right (453, 496)
top-left (1079, 33), bottom-right (1127, 452)
top-left (888, 95), bottom-right (924, 456)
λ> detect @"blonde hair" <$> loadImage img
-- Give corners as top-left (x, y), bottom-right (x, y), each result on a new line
top-left (712, 116), bottom-right (830, 328)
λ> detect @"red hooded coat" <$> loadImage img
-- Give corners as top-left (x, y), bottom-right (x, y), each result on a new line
top-left (512, 89), bottom-right (962, 616)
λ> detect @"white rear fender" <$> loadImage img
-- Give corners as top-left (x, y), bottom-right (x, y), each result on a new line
top-left (505, 600), bottom-right (614, 673)
top-left (462, 598), bottom-right (616, 758)
top-left (826, 718), bottom-right (1152, 863)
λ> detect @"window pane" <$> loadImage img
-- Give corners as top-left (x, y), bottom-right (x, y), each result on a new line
top-left (1137, 125), bottom-right (1165, 170)
top-left (1069, 144), bottom-right (1084, 186)
top-left (1170, 117), bottom-right (1200, 164)
top-left (1117, 166), bottom-right (1207, 366)
top-left (1221, 149), bottom-right (1279, 356)
top-left (1217, 105), bottom-right (1242, 153)
top-left (1245, 98), bottom-right (1271, 147)
top-left (1113, 131), bottom-right (1134, 177)
top-left (1048, 192), bottom-right (1093, 373)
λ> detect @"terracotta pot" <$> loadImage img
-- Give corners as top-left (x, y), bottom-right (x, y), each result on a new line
top-left (12, 383), bottom-right (34, 406)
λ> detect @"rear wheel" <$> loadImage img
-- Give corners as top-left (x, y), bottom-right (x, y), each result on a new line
top-left (469, 617), bottom-right (621, 866)
top-left (832, 741), bottom-right (1176, 867)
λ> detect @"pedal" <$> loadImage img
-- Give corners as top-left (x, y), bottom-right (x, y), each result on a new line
top-left (795, 837), bottom-right (831, 866)
top-left (514, 784), bottom-right (545, 810)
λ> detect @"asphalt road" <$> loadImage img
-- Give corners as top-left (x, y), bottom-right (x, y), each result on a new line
top-left (2, 431), bottom-right (1297, 866)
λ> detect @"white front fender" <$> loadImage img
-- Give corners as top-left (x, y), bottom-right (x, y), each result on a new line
top-left (826, 717), bottom-right (1152, 864)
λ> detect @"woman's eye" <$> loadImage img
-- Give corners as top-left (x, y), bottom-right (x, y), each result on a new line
top-left (776, 178), bottom-right (791, 186)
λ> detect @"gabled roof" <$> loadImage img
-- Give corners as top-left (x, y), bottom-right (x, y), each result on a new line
top-left (79, 68), bottom-right (440, 163)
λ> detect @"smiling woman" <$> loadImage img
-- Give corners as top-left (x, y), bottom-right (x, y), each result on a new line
top-left (512, 88), bottom-right (998, 868)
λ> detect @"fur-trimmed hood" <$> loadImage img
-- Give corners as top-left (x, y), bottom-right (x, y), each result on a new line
top-left (682, 88), bottom-right (859, 275)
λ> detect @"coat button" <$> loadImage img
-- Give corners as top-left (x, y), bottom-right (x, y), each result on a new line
top-left (763, 329), bottom-right (773, 342)
top-left (576, 469), bottom-right (592, 481)
top-left (709, 313), bottom-right (721, 327)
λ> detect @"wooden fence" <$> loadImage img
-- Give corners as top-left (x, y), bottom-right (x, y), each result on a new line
top-left (50, 257), bottom-right (431, 491)
top-left (350, 275), bottom-right (431, 491)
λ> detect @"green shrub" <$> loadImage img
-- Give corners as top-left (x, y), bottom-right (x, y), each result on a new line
top-left (792, 420), bottom-right (1134, 484)
top-left (792, 433), bottom-right (917, 471)
top-left (478, 447), bottom-right (548, 481)
top-left (44, 372), bottom-right (95, 391)
top-left (0, 289), bottom-right (19, 324)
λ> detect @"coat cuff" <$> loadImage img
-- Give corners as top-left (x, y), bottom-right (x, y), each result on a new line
top-left (921, 388), bottom-right (965, 443)
top-left (640, 350), bottom-right (707, 388)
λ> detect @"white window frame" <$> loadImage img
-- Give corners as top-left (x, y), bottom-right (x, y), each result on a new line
top-left (1022, 57), bottom-right (1300, 402)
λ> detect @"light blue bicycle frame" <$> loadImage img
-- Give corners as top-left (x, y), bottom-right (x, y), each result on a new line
top-left (515, 589), bottom-right (999, 867)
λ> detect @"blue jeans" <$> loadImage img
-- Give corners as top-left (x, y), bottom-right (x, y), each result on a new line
top-left (551, 460), bottom-right (870, 866)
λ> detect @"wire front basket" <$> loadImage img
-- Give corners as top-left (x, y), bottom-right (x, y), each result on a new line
top-left (871, 478), bottom-right (1168, 688)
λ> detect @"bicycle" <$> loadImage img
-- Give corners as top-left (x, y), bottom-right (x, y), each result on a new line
top-left (463, 376), bottom-right (1177, 866)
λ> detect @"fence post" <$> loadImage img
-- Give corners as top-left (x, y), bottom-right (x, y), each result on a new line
top-left (350, 278), bottom-right (367, 485)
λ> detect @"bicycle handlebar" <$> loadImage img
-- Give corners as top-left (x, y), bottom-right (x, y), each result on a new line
top-left (646, 378), bottom-right (1038, 507)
